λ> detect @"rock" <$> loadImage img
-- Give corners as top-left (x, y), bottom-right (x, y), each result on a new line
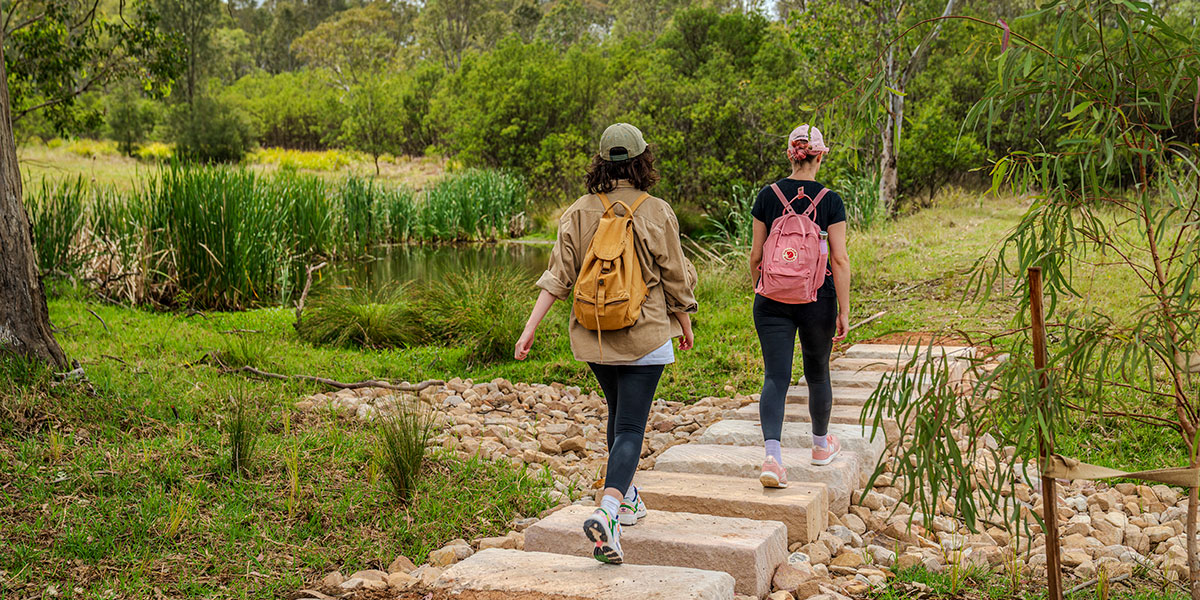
top-left (386, 571), bottom-right (417, 589)
top-left (1153, 485), bottom-right (1181, 506)
top-left (867, 545), bottom-right (896, 567)
top-left (560, 436), bottom-right (587, 453)
top-left (896, 553), bottom-right (923, 570)
top-left (803, 542), bottom-right (832, 565)
top-left (831, 552), bottom-right (863, 568)
top-left (511, 517), bottom-right (539, 531)
top-left (818, 532), bottom-right (845, 556)
top-left (1061, 550), bottom-right (1090, 568)
top-left (787, 552), bottom-right (810, 565)
top-left (773, 562), bottom-right (817, 592)
top-left (1125, 526), bottom-right (1150, 555)
top-left (428, 543), bottom-right (474, 566)
top-left (790, 579), bottom-right (828, 599)
top-left (1074, 559), bottom-right (1096, 579)
top-left (388, 555), bottom-right (417, 574)
top-left (321, 571), bottom-right (344, 587)
top-left (769, 592), bottom-right (794, 600)
top-left (412, 564), bottom-right (443, 588)
top-left (339, 578), bottom-right (366, 591)
top-left (843, 513), bottom-right (867, 536)
top-left (539, 438), bottom-right (562, 454)
top-left (349, 569), bottom-right (387, 583)
top-left (477, 534), bottom-right (520, 550)
top-left (1146, 525), bottom-right (1174, 544)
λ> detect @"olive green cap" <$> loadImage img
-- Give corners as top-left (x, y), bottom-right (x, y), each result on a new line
top-left (599, 123), bottom-right (647, 162)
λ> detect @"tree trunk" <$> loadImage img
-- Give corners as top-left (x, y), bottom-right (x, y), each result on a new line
top-left (1189, 475), bottom-right (1199, 600)
top-left (878, 49), bottom-right (901, 214)
top-left (0, 37), bottom-right (68, 368)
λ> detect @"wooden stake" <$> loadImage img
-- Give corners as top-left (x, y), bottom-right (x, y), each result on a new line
top-left (1029, 267), bottom-right (1063, 600)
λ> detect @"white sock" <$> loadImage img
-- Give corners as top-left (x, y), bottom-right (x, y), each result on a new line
top-left (600, 494), bottom-right (621, 518)
top-left (624, 485), bottom-right (637, 502)
top-left (812, 434), bottom-right (829, 448)
top-left (765, 439), bottom-right (783, 464)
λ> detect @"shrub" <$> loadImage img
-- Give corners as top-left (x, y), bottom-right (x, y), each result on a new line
top-left (377, 398), bottom-right (435, 503)
top-left (169, 96), bottom-right (255, 164)
top-left (63, 138), bottom-right (120, 158)
top-left (134, 142), bottom-right (174, 162)
top-left (298, 283), bottom-right (423, 349)
top-left (421, 267), bottom-right (533, 365)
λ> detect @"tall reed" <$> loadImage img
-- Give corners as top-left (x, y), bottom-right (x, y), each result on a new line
top-left (419, 169), bottom-right (527, 241)
top-left (27, 178), bottom-right (87, 276)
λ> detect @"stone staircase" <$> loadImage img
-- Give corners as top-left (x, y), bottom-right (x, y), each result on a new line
top-left (434, 343), bottom-right (974, 600)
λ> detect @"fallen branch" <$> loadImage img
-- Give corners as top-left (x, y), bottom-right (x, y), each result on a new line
top-left (219, 329), bottom-right (264, 335)
top-left (223, 365), bottom-right (442, 394)
top-left (849, 310), bottom-right (887, 333)
top-left (86, 309), bottom-right (109, 333)
top-left (1065, 573), bottom-right (1130, 595)
top-left (294, 261), bottom-right (328, 331)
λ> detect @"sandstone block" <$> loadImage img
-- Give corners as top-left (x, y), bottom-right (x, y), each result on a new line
top-left (434, 549), bottom-right (735, 599)
top-left (654, 444), bottom-right (861, 512)
top-left (633, 471), bottom-right (828, 544)
top-left (525, 506), bottom-right (785, 598)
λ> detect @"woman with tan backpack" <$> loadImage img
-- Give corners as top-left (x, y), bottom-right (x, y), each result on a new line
top-left (514, 123), bottom-right (697, 565)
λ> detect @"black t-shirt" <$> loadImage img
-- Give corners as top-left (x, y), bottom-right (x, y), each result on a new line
top-left (751, 178), bottom-right (846, 298)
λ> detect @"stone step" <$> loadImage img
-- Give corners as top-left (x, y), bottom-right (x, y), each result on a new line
top-left (796, 370), bottom-right (930, 390)
top-left (843, 343), bottom-right (973, 360)
top-left (786, 385), bottom-right (877, 405)
top-left (633, 471), bottom-right (827, 545)
top-left (653, 444), bottom-right (861, 513)
top-left (695, 420), bottom-right (888, 460)
top-left (434, 548), bottom-right (735, 599)
top-left (525, 505), bottom-right (786, 598)
top-left (831, 356), bottom-right (950, 372)
top-left (732, 403), bottom-right (899, 440)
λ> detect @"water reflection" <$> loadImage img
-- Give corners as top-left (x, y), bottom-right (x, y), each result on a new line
top-left (326, 242), bottom-right (553, 291)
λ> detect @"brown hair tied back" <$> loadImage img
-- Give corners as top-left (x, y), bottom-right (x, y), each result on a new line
top-left (787, 139), bottom-right (818, 164)
top-left (586, 148), bottom-right (660, 194)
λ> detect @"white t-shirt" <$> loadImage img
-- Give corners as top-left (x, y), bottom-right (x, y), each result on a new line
top-left (603, 340), bottom-right (675, 366)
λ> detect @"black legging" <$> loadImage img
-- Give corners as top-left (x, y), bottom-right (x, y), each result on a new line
top-left (754, 294), bottom-right (837, 440)
top-left (587, 363), bottom-right (665, 495)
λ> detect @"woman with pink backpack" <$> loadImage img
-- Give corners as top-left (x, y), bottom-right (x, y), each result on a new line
top-left (749, 124), bottom-right (851, 487)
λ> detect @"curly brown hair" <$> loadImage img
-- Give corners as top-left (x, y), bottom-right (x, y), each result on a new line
top-left (585, 148), bottom-right (660, 194)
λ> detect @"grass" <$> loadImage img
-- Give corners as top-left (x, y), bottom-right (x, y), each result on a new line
top-left (876, 565), bottom-right (1188, 600)
top-left (18, 140), bottom-right (448, 193)
top-left (298, 283), bottom-right (424, 349)
top-left (0, 301), bottom-right (555, 598)
top-left (377, 398), bottom-right (435, 502)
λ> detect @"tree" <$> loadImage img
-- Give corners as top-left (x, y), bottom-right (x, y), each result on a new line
top-left (107, 85), bottom-right (158, 156)
top-left (291, 3), bottom-right (412, 89)
top-left (341, 78), bottom-right (406, 174)
top-left (0, 1), bottom-right (179, 367)
top-left (415, 0), bottom-right (514, 71)
top-left (155, 0), bottom-right (221, 105)
top-left (5, 0), bottom-right (180, 131)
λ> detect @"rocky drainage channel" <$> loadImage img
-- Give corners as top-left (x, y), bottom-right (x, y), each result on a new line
top-left (290, 344), bottom-right (1190, 600)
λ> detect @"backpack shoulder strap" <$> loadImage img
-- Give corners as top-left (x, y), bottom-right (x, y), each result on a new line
top-left (803, 188), bottom-right (830, 219)
top-left (770, 183), bottom-right (798, 215)
top-left (597, 193), bottom-right (613, 212)
top-left (628, 192), bottom-right (651, 214)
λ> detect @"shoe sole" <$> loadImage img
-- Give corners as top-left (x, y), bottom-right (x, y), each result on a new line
top-left (759, 471), bottom-right (788, 488)
top-left (811, 448), bottom-right (840, 466)
top-left (583, 517), bottom-right (623, 564)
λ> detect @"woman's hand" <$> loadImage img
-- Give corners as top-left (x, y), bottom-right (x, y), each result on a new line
top-left (673, 313), bottom-right (695, 351)
top-left (514, 325), bottom-right (537, 360)
top-left (833, 311), bottom-right (850, 342)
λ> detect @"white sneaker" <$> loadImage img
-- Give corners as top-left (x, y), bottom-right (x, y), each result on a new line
top-left (618, 487), bottom-right (648, 526)
top-left (583, 508), bottom-right (623, 564)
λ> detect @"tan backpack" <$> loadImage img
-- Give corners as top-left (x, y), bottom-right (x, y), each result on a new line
top-left (574, 192), bottom-right (650, 351)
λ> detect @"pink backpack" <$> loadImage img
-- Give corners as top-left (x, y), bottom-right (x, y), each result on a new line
top-left (755, 183), bottom-right (830, 304)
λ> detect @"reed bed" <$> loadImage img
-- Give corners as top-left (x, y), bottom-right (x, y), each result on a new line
top-left (26, 165), bottom-right (528, 310)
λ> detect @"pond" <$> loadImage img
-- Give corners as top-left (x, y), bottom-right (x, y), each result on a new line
top-left (326, 242), bottom-right (553, 290)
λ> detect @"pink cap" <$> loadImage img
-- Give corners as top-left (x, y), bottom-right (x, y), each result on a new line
top-left (786, 124), bottom-right (829, 161)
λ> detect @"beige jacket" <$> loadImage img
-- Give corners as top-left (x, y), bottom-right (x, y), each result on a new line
top-left (536, 180), bottom-right (699, 363)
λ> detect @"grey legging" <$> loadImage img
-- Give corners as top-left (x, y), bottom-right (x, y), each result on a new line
top-left (587, 363), bottom-right (665, 495)
top-left (754, 294), bottom-right (837, 440)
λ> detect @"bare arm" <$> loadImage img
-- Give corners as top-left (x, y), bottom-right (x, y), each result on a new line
top-left (515, 289), bottom-right (560, 360)
top-left (749, 218), bottom-right (768, 287)
top-left (827, 221), bottom-right (851, 341)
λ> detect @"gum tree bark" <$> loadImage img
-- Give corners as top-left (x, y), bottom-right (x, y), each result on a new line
top-left (0, 33), bottom-right (67, 368)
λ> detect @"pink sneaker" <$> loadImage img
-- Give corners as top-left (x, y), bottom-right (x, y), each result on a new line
top-left (811, 434), bottom-right (842, 466)
top-left (760, 456), bottom-right (788, 488)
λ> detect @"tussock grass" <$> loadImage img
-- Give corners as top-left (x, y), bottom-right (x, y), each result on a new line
top-left (422, 267), bottom-right (532, 365)
top-left (377, 398), bottom-right (435, 503)
top-left (298, 282), bottom-right (423, 349)
top-left (226, 391), bottom-right (261, 477)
